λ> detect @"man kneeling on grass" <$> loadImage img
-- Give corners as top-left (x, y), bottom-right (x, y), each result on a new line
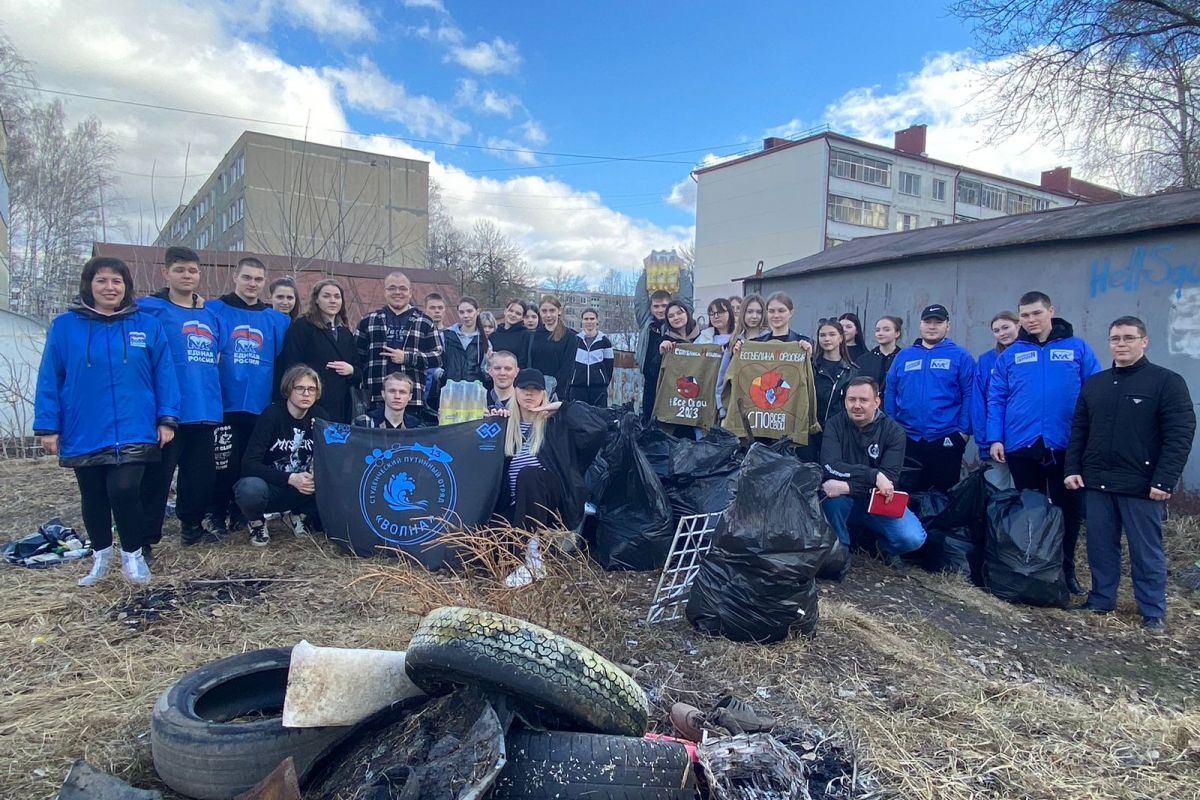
top-left (234, 366), bottom-right (326, 546)
top-left (820, 376), bottom-right (927, 568)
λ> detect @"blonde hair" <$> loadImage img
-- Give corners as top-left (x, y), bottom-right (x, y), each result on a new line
top-left (503, 393), bottom-right (547, 457)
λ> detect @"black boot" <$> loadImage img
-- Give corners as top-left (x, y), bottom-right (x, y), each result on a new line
top-left (1064, 564), bottom-right (1084, 595)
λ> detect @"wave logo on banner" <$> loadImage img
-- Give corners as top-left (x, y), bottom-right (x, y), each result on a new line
top-left (359, 443), bottom-right (457, 546)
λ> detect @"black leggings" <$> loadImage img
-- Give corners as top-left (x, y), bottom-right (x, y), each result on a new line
top-left (513, 467), bottom-right (565, 532)
top-left (74, 463), bottom-right (147, 553)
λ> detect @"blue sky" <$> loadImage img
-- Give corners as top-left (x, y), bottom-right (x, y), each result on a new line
top-left (4, 0), bottom-right (1070, 278)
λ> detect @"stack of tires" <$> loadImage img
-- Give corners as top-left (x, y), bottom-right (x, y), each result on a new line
top-left (150, 607), bottom-right (698, 799)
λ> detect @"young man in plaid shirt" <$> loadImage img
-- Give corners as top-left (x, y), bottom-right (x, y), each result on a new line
top-left (355, 271), bottom-right (443, 411)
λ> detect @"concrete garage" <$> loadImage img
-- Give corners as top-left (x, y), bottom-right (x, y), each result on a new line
top-left (742, 189), bottom-right (1200, 487)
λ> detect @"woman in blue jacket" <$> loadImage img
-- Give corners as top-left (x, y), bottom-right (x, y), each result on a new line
top-left (35, 257), bottom-right (181, 587)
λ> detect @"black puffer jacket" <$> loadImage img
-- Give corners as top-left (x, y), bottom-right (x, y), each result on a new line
top-left (494, 401), bottom-right (607, 530)
top-left (814, 357), bottom-right (858, 427)
top-left (1065, 357), bottom-right (1196, 496)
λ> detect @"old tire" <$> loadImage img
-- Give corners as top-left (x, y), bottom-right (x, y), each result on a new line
top-left (150, 647), bottom-right (352, 799)
top-left (404, 606), bottom-right (649, 737)
top-left (492, 730), bottom-right (697, 799)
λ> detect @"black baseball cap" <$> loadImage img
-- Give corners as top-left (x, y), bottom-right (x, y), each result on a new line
top-left (515, 368), bottom-right (546, 390)
top-left (921, 303), bottom-right (950, 321)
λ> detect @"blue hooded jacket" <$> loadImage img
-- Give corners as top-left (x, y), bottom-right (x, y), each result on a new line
top-left (972, 347), bottom-right (1002, 449)
top-left (884, 338), bottom-right (976, 441)
top-left (35, 303), bottom-right (181, 465)
top-left (205, 293), bottom-right (290, 415)
top-left (987, 318), bottom-right (1102, 452)
top-left (139, 291), bottom-right (225, 425)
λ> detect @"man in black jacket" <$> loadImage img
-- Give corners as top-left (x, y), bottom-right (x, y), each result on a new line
top-left (1065, 315), bottom-right (1196, 631)
top-left (821, 377), bottom-right (927, 559)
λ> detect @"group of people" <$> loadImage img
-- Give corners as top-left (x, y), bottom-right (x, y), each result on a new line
top-left (32, 248), bottom-right (621, 588)
top-left (32, 250), bottom-right (1196, 623)
top-left (638, 289), bottom-right (1194, 630)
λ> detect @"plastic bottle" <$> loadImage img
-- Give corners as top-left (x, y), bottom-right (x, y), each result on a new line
top-left (439, 380), bottom-right (487, 425)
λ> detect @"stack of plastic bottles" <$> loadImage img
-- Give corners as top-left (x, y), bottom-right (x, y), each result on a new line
top-left (438, 379), bottom-right (489, 425)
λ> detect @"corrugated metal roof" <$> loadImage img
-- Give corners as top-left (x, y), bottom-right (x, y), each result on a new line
top-left (752, 189), bottom-right (1200, 281)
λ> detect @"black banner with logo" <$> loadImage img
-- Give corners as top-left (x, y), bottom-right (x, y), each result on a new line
top-left (313, 418), bottom-right (506, 568)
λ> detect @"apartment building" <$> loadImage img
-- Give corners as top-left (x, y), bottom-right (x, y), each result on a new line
top-left (155, 131), bottom-right (429, 268)
top-left (693, 124), bottom-right (1123, 307)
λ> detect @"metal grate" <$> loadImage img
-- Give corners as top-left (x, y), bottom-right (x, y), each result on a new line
top-left (646, 511), bottom-right (724, 624)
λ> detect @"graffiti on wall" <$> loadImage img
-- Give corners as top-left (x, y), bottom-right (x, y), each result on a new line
top-left (1089, 243), bottom-right (1200, 299)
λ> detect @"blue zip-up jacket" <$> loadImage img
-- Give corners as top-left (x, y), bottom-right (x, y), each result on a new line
top-left (139, 291), bottom-right (225, 425)
top-left (34, 303), bottom-right (181, 466)
top-left (972, 347), bottom-right (1002, 449)
top-left (884, 338), bottom-right (976, 441)
top-left (205, 293), bottom-right (290, 415)
top-left (987, 318), bottom-right (1102, 452)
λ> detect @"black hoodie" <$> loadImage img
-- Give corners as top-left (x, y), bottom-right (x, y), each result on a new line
top-left (820, 410), bottom-right (907, 499)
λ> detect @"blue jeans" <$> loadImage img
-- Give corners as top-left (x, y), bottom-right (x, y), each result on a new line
top-left (822, 495), bottom-right (927, 555)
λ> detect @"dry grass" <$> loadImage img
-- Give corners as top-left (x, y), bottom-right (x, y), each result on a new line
top-left (2, 456), bottom-right (1200, 799)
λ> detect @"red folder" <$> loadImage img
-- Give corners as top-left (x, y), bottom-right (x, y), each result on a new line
top-left (867, 489), bottom-right (909, 518)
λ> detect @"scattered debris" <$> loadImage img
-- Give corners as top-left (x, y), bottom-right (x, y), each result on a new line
top-left (107, 577), bottom-right (280, 628)
top-left (57, 760), bottom-right (162, 800)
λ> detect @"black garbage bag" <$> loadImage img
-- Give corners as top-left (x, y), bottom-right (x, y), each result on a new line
top-left (984, 489), bottom-right (1069, 608)
top-left (941, 527), bottom-right (981, 583)
top-left (665, 427), bottom-right (742, 517)
top-left (816, 538), bottom-right (851, 582)
top-left (909, 491), bottom-right (949, 524)
top-left (930, 466), bottom-right (991, 533)
top-left (686, 444), bottom-right (835, 642)
top-left (636, 425), bottom-right (676, 481)
top-left (593, 415), bottom-right (674, 571)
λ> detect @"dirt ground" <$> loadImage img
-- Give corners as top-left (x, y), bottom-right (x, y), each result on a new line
top-left (1, 456), bottom-right (1199, 800)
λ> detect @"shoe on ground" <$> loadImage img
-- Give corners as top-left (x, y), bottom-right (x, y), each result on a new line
top-left (880, 552), bottom-right (912, 573)
top-left (1064, 568), bottom-right (1085, 595)
top-left (120, 548), bottom-right (152, 585)
top-left (228, 512), bottom-right (249, 533)
top-left (714, 695), bottom-right (776, 732)
top-left (78, 546), bottom-right (114, 587)
top-left (1142, 617), bottom-right (1167, 633)
top-left (283, 512), bottom-right (309, 537)
top-left (202, 513), bottom-right (229, 542)
top-left (250, 520), bottom-right (270, 547)
top-left (669, 702), bottom-right (706, 742)
top-left (181, 521), bottom-right (207, 546)
top-left (141, 543), bottom-right (154, 565)
top-left (1070, 603), bottom-right (1113, 615)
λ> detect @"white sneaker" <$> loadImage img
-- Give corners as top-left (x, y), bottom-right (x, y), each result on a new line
top-left (78, 546), bottom-right (114, 587)
top-left (120, 549), bottom-right (152, 585)
top-left (283, 512), bottom-right (308, 537)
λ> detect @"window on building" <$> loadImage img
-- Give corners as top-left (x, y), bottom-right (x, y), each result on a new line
top-left (897, 213), bottom-right (919, 231)
top-left (957, 178), bottom-right (982, 205)
top-left (233, 154), bottom-right (245, 181)
top-left (932, 178), bottom-right (946, 201)
top-left (829, 150), bottom-right (892, 187)
top-left (825, 237), bottom-right (849, 249)
top-left (982, 184), bottom-right (1005, 211)
top-left (229, 196), bottom-right (245, 224)
top-left (930, 217), bottom-right (945, 226)
top-left (220, 210), bottom-right (228, 232)
top-left (1005, 190), bottom-right (1036, 214)
top-left (898, 172), bottom-right (921, 196)
top-left (196, 227), bottom-right (210, 249)
top-left (827, 194), bottom-right (889, 229)
top-left (1033, 197), bottom-right (1051, 211)
top-left (231, 238), bottom-right (244, 252)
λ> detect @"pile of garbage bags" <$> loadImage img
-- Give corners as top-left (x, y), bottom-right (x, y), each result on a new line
top-left (685, 444), bottom-right (838, 643)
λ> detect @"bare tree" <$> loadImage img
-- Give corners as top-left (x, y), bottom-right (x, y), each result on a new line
top-left (464, 219), bottom-right (532, 307)
top-left (0, 329), bottom-right (46, 458)
top-left (951, 0), bottom-right (1200, 191)
top-left (8, 100), bottom-right (117, 319)
top-left (597, 267), bottom-right (640, 348)
top-left (542, 266), bottom-right (587, 293)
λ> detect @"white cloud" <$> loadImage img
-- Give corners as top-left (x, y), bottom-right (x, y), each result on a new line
top-left (667, 152), bottom-right (745, 211)
top-left (285, 0), bottom-right (374, 38)
top-left (323, 57), bottom-right (469, 141)
top-left (484, 138), bottom-right (540, 166)
top-left (401, 0), bottom-right (446, 12)
top-left (454, 79), bottom-right (521, 117)
top-left (819, 51), bottom-right (1076, 184)
top-left (519, 119), bottom-right (547, 147)
top-left (447, 37), bottom-right (522, 75)
top-left (0, 0), bottom-right (688, 278)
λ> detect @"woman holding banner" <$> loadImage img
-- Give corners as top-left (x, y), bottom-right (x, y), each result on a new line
top-left (658, 301), bottom-right (702, 353)
top-left (697, 297), bottom-right (735, 346)
top-left (716, 294), bottom-right (766, 420)
top-left (494, 368), bottom-right (607, 587)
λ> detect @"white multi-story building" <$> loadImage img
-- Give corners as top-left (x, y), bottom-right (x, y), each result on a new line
top-left (693, 124), bottom-right (1122, 307)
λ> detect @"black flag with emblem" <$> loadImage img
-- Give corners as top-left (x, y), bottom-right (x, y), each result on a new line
top-left (313, 417), bottom-right (505, 568)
